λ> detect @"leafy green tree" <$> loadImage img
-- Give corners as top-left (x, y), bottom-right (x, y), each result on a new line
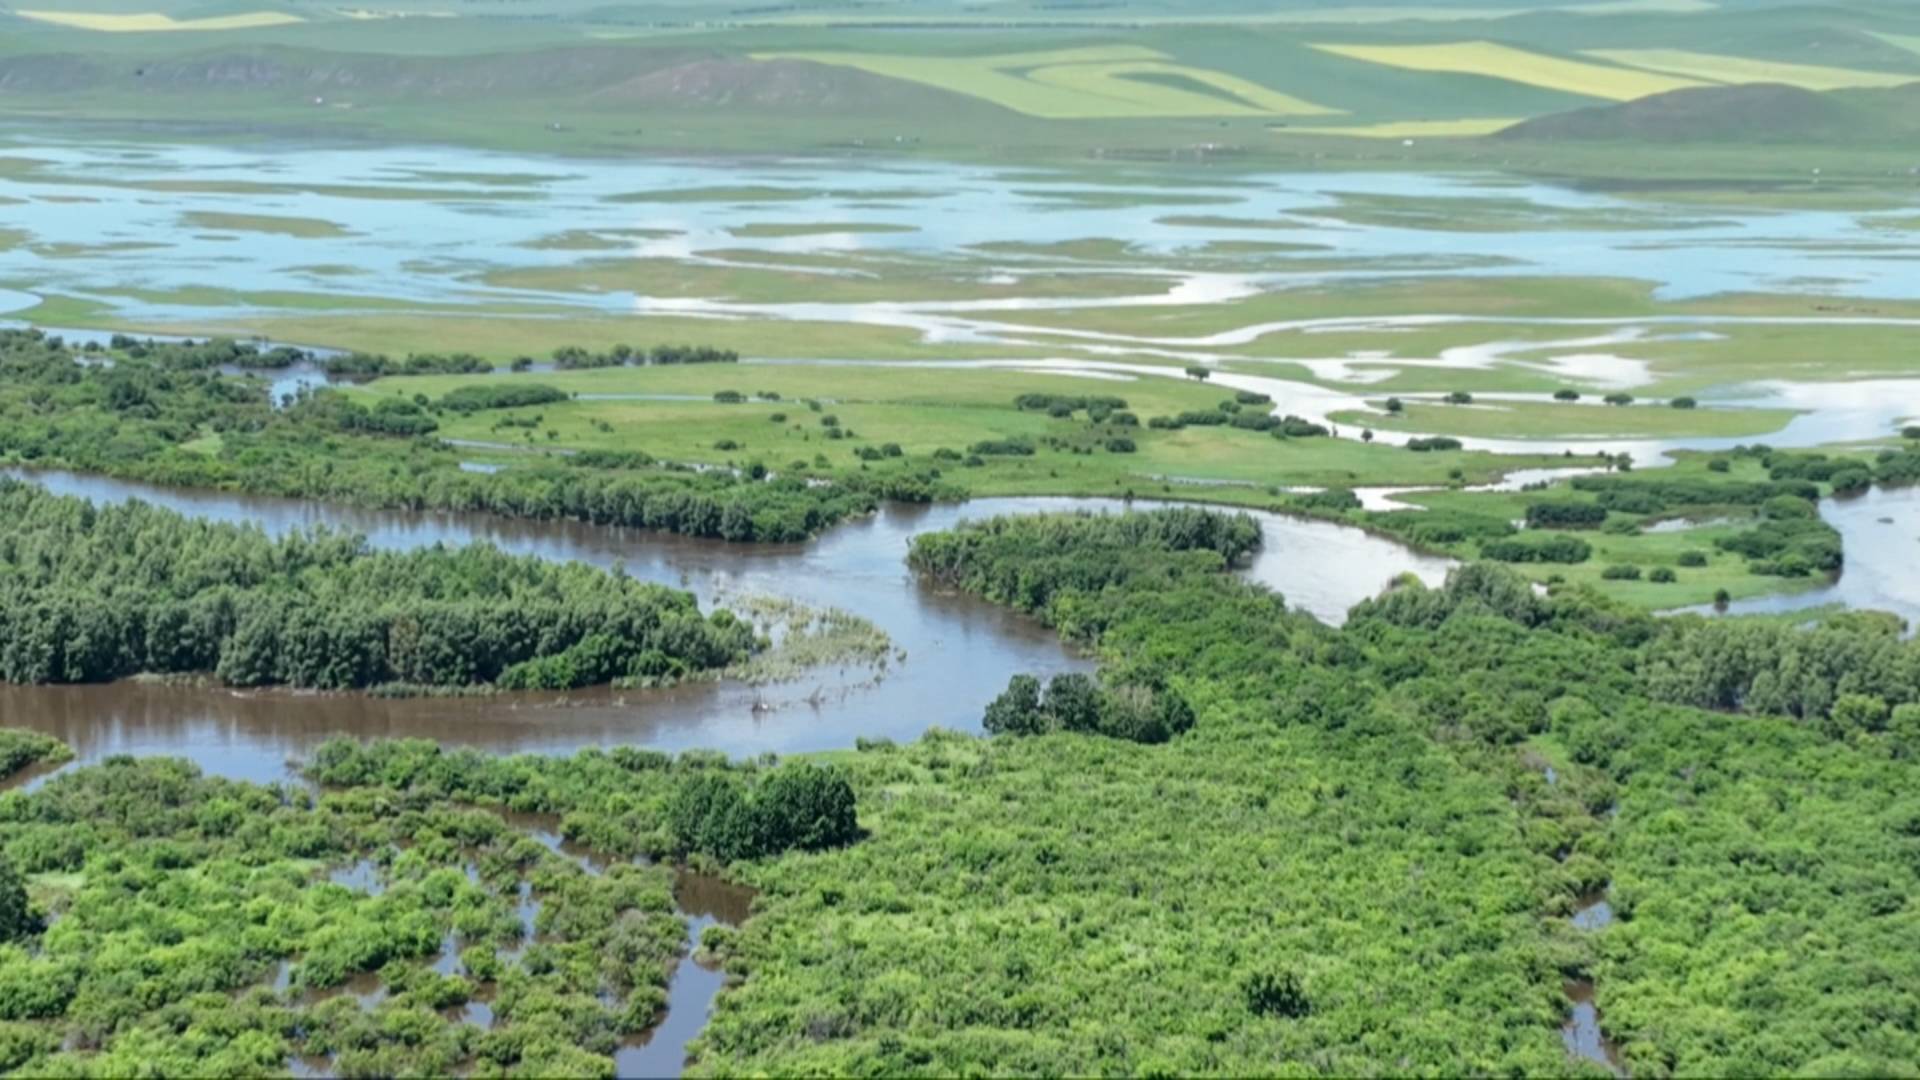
top-left (1243, 969), bottom-right (1310, 1019)
top-left (0, 860), bottom-right (29, 944)
top-left (1043, 673), bottom-right (1102, 733)
top-left (983, 675), bottom-right (1046, 735)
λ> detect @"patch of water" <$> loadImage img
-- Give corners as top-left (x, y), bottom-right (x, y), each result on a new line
top-left (1562, 979), bottom-right (1627, 1077)
top-left (7, 141), bottom-right (1920, 348)
top-left (326, 858), bottom-right (384, 895)
top-left (1571, 890), bottom-right (1615, 933)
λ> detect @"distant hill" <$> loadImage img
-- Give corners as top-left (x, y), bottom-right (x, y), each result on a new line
top-left (0, 45), bottom-right (978, 114)
top-left (1495, 81), bottom-right (1920, 143)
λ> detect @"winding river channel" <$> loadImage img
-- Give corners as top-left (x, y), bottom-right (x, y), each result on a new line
top-left (0, 468), bottom-right (1455, 783)
top-left (0, 467), bottom-right (1460, 1075)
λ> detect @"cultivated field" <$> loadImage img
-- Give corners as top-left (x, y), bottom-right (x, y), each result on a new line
top-left (755, 46), bottom-right (1336, 119)
top-left (1310, 41), bottom-right (1707, 100)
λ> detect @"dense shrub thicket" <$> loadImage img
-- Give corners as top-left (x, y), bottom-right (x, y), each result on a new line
top-left (685, 512), bottom-right (1920, 1076)
top-left (0, 744), bottom-right (825, 1076)
top-left (1480, 533), bottom-right (1594, 564)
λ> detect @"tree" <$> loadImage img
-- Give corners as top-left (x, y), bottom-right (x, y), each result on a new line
top-left (983, 675), bottom-right (1046, 735)
top-left (1243, 969), bottom-right (1310, 1019)
top-left (0, 859), bottom-right (29, 943)
top-left (1383, 397), bottom-right (1404, 414)
top-left (1445, 391), bottom-right (1472, 405)
top-left (1184, 365), bottom-right (1210, 382)
top-left (753, 765), bottom-right (859, 853)
top-left (1890, 704), bottom-right (1920, 758)
top-left (1827, 694), bottom-right (1890, 740)
top-left (1042, 673), bottom-right (1101, 733)
top-left (1554, 389), bottom-right (1581, 402)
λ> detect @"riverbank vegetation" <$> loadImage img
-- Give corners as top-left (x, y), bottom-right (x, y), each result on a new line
top-left (0, 330), bottom-right (940, 544)
top-left (0, 481), bottom-right (755, 690)
top-left (0, 329), bottom-right (1879, 618)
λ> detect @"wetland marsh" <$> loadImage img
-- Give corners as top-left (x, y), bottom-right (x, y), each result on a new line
top-left (2, 81), bottom-right (1919, 1076)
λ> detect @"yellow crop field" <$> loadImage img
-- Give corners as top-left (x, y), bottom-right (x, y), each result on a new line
top-left (14, 9), bottom-right (304, 31)
top-left (1026, 62), bottom-right (1336, 117)
top-left (757, 48), bottom-right (1336, 119)
top-left (1284, 117), bottom-right (1522, 138)
top-left (1312, 41), bottom-right (1706, 100)
top-left (1586, 49), bottom-right (1920, 91)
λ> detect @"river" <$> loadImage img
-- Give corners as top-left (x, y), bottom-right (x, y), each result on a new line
top-left (0, 468), bottom-right (1451, 785)
top-left (0, 467), bottom-right (1456, 1076)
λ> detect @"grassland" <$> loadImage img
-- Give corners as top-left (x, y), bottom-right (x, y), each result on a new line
top-left (348, 362), bottom-right (1570, 491)
top-left (1285, 117), bottom-right (1521, 138)
top-left (727, 223), bottom-right (918, 238)
top-left (1309, 42), bottom-right (1706, 101)
top-left (1382, 455), bottom-right (1827, 609)
top-left (0, 1), bottom-right (1912, 177)
top-left (478, 258), bottom-right (1174, 306)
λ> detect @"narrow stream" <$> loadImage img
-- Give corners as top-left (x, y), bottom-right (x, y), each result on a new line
top-left (1564, 876), bottom-right (1624, 1074)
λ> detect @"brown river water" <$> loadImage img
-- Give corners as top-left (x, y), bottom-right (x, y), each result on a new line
top-left (0, 468), bottom-right (1452, 786)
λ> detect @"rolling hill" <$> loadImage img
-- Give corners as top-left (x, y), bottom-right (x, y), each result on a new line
top-left (1495, 80), bottom-right (1920, 142)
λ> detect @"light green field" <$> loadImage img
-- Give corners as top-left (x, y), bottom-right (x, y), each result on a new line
top-left (515, 229), bottom-right (680, 251)
top-left (605, 186), bottom-right (933, 205)
top-left (1310, 41), bottom-right (1707, 100)
top-left (756, 46), bottom-right (1335, 119)
top-left (1332, 400), bottom-right (1801, 440)
top-left (353, 362), bottom-right (1568, 490)
top-left (179, 211), bottom-right (353, 238)
top-left (1584, 49), bottom-right (1920, 92)
top-left (982, 276), bottom-right (1920, 392)
top-left (1312, 192), bottom-right (1726, 232)
top-left (1155, 214), bottom-right (1303, 231)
